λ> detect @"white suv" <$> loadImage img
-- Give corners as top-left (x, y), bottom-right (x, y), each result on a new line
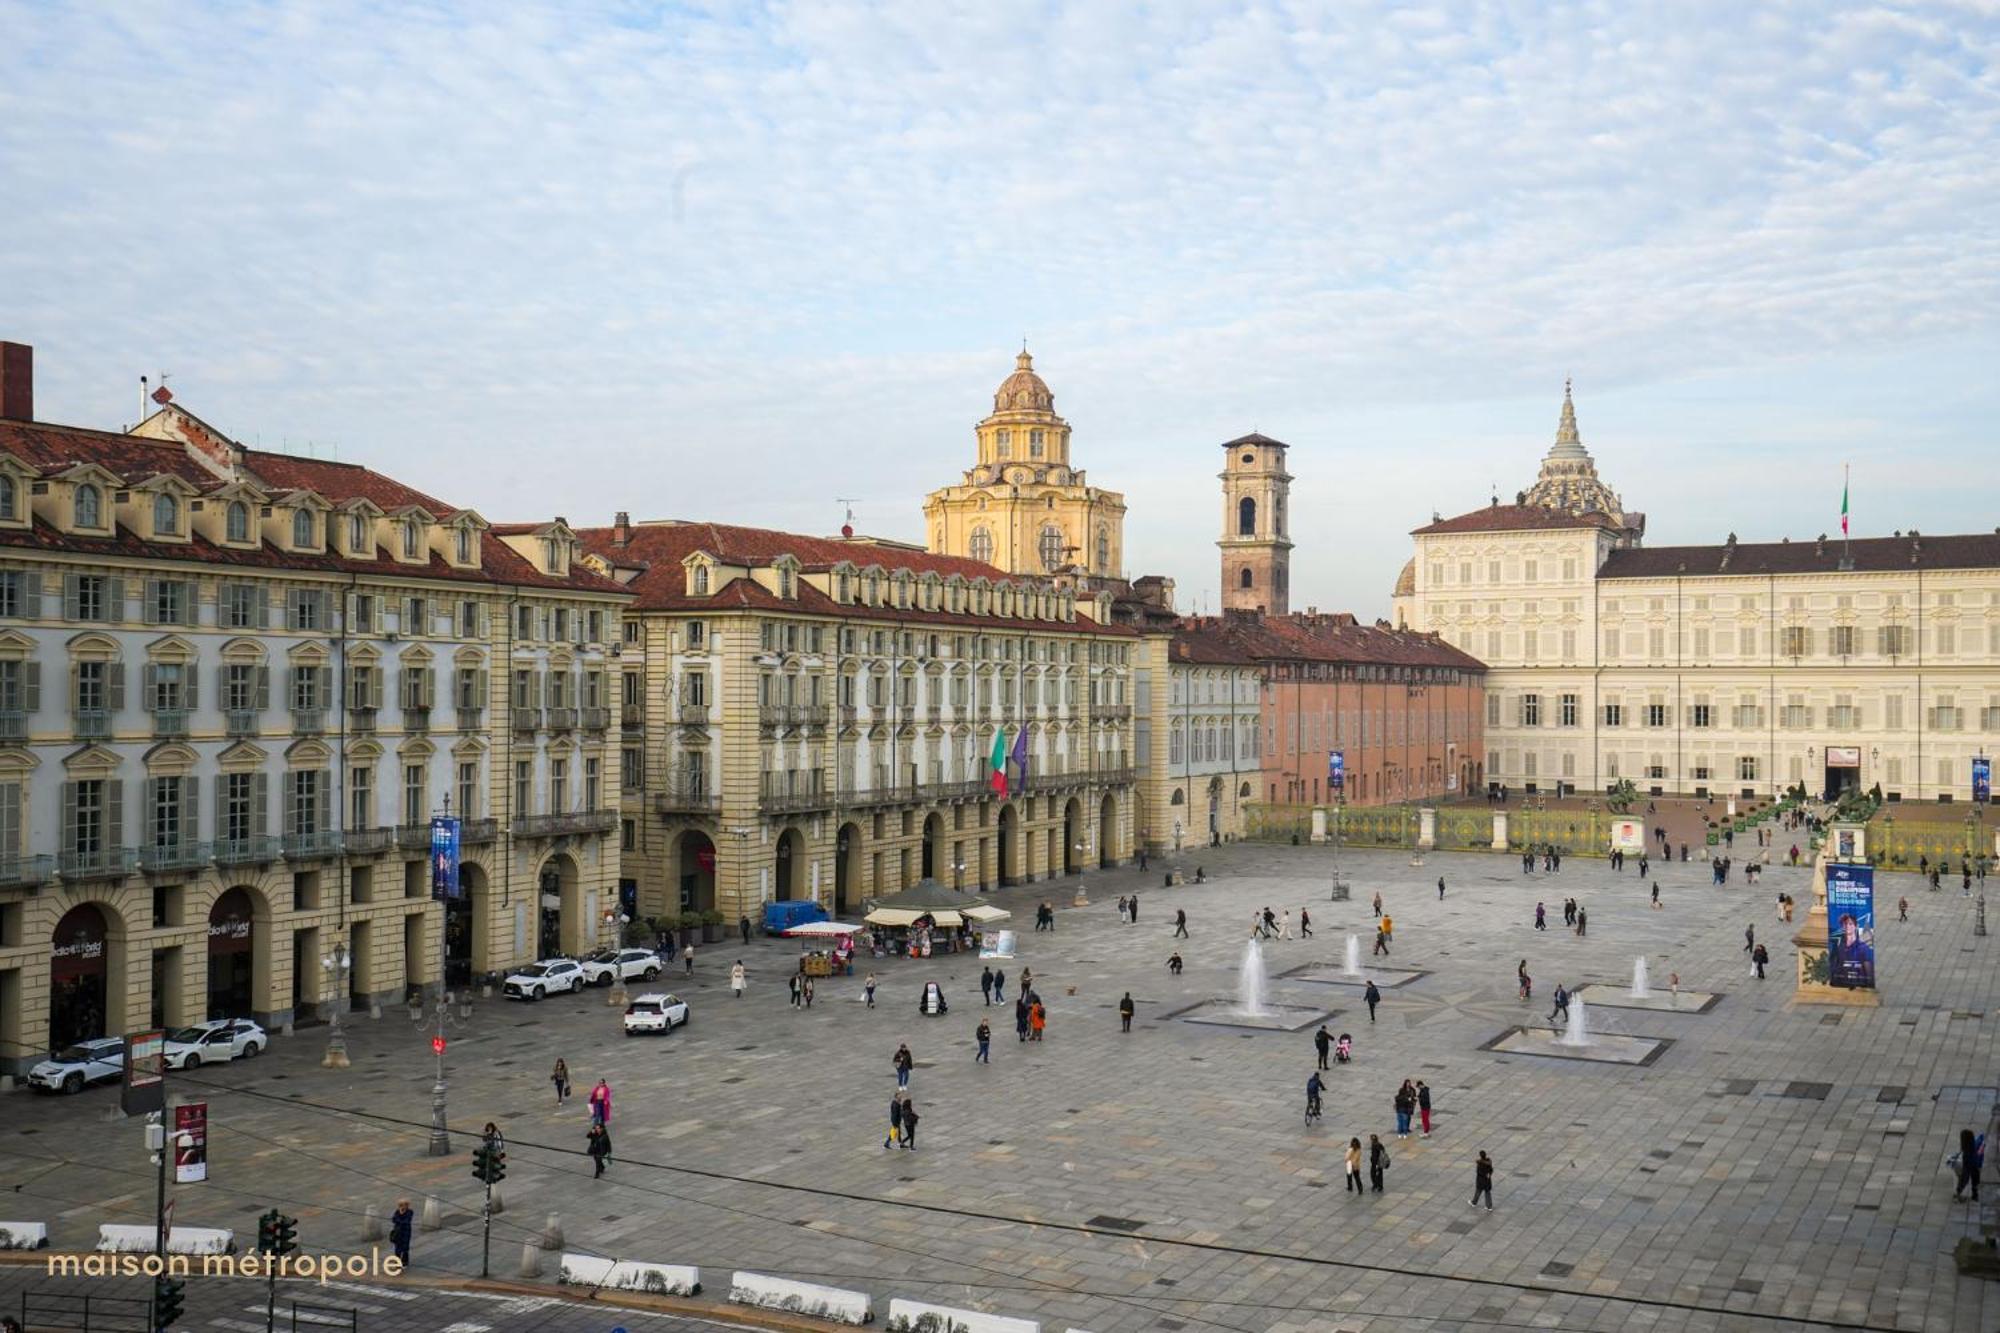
top-left (579, 948), bottom-right (662, 987)
top-left (502, 959), bottom-right (584, 1001)
top-left (622, 992), bottom-right (690, 1035)
top-left (28, 1037), bottom-right (125, 1094)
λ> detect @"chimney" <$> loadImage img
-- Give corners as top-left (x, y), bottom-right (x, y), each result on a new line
top-left (613, 511), bottom-right (632, 548)
top-left (0, 341), bottom-right (31, 421)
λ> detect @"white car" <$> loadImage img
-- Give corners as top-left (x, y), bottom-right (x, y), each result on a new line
top-left (163, 1020), bottom-right (267, 1069)
top-left (502, 958), bottom-right (585, 1001)
top-left (28, 1037), bottom-right (125, 1094)
top-left (622, 992), bottom-right (690, 1035)
top-left (580, 948), bottom-right (662, 987)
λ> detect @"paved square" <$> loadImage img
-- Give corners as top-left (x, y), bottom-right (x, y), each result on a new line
top-left (4, 841), bottom-right (1997, 1332)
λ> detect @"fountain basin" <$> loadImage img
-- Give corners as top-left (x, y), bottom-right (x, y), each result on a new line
top-left (1282, 964), bottom-right (1429, 989)
top-left (1572, 984), bottom-right (1721, 1014)
top-left (1166, 999), bottom-right (1337, 1032)
top-left (1481, 1026), bottom-right (1672, 1066)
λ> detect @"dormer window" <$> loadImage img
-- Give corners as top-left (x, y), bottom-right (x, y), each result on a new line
top-left (455, 527), bottom-right (472, 564)
top-left (779, 567), bottom-right (794, 598)
top-left (402, 520), bottom-right (420, 559)
top-left (694, 565), bottom-right (710, 595)
top-left (153, 493), bottom-right (179, 535)
top-left (75, 483), bottom-right (102, 529)
top-left (226, 500), bottom-right (250, 543)
top-left (348, 514), bottom-right (368, 554)
top-left (542, 537), bottom-right (560, 572)
top-left (292, 508), bottom-right (318, 550)
top-left (0, 474), bottom-right (14, 520)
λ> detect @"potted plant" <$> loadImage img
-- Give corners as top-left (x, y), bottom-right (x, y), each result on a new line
top-left (700, 909), bottom-right (725, 944)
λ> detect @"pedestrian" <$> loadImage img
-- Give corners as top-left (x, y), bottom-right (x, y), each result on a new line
top-left (1651, 882), bottom-right (1661, 909)
top-left (1119, 992), bottom-right (1135, 1033)
top-left (1118, 895), bottom-right (1130, 924)
top-left (1373, 926), bottom-right (1390, 957)
top-left (1138, 846), bottom-right (1149, 871)
top-left (1315, 1024), bottom-right (1331, 1070)
top-left (588, 1078), bottom-right (612, 1127)
top-left (587, 1123), bottom-right (612, 1178)
top-left (739, 914), bottom-right (752, 945)
top-left (802, 976), bottom-right (815, 1008)
top-left (683, 943), bottom-right (695, 976)
top-left (788, 972), bottom-right (802, 1008)
top-left (1669, 971), bottom-right (1680, 1004)
top-left (389, 1198), bottom-right (414, 1266)
top-left (1019, 966), bottom-right (1033, 998)
top-left (1300, 908), bottom-right (1313, 938)
top-left (1437, 876), bottom-right (1446, 901)
top-left (1563, 898), bottom-right (1575, 926)
top-left (1305, 1072), bottom-right (1324, 1125)
top-left (991, 969), bottom-right (1005, 1003)
top-left (1030, 999), bottom-right (1047, 1042)
top-left (1369, 1133), bottom-right (1390, 1192)
top-left (1168, 951), bottom-right (1184, 976)
top-left (1364, 980), bottom-right (1380, 1023)
top-left (1345, 1137), bottom-right (1364, 1193)
top-left (1898, 896), bottom-right (1909, 922)
top-left (1534, 901), bottom-right (1546, 931)
top-left (1518, 966), bottom-right (1532, 1002)
top-left (550, 1058), bottom-right (570, 1107)
top-left (1744, 923), bottom-right (1755, 952)
top-left (1174, 908), bottom-right (1189, 938)
top-left (1752, 943), bottom-right (1769, 979)
top-left (894, 1042), bottom-right (914, 1087)
top-left (1417, 1080), bottom-right (1433, 1137)
top-left (1393, 1081), bottom-right (1415, 1137)
top-left (865, 972), bottom-right (878, 1008)
top-left (1278, 909), bottom-right (1292, 940)
top-left (1549, 984), bottom-right (1570, 1024)
top-left (1954, 1128), bottom-right (1985, 1201)
top-left (1472, 1150), bottom-right (1494, 1209)
top-left (1128, 893), bottom-right (1138, 924)
top-left (1262, 906), bottom-right (1277, 938)
top-left (883, 1093), bottom-right (904, 1149)
top-left (1015, 995), bottom-right (1030, 1042)
top-left (975, 1018), bottom-right (991, 1063)
top-left (1574, 905), bottom-right (1586, 936)
top-left (1372, 890), bottom-right (1383, 917)
top-left (731, 960), bottom-right (746, 998)
top-left (981, 966), bottom-right (994, 1005)
top-left (900, 1096), bottom-right (920, 1150)
top-left (1380, 912), bottom-right (1393, 942)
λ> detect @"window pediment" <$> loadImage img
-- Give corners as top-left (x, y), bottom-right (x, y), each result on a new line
top-left (216, 740), bottom-right (268, 770)
top-left (65, 631), bottom-right (121, 660)
top-left (145, 634), bottom-right (198, 664)
top-left (62, 743), bottom-right (122, 776)
top-left (142, 741), bottom-right (200, 774)
top-left (284, 737), bottom-right (333, 766)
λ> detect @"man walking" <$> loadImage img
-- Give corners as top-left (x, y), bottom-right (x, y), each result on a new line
top-left (1471, 1150), bottom-right (1494, 1209)
top-left (1752, 943), bottom-right (1769, 979)
top-left (1174, 908), bottom-right (1189, 938)
top-left (1168, 951), bottom-right (1184, 976)
top-left (1744, 923), bottom-right (1755, 953)
top-left (1363, 980), bottom-right (1381, 1023)
top-left (1574, 905), bottom-right (1587, 936)
top-left (389, 1198), bottom-right (414, 1267)
top-left (1437, 876), bottom-right (1446, 901)
top-left (1369, 1133), bottom-right (1390, 1193)
top-left (981, 966), bottom-right (994, 1006)
top-left (1417, 1080), bottom-right (1433, 1138)
top-left (683, 943), bottom-right (696, 976)
top-left (883, 1093), bottom-right (904, 1150)
top-left (1118, 992), bottom-right (1135, 1033)
top-left (975, 1018), bottom-right (991, 1063)
top-left (1314, 1024), bottom-right (1331, 1071)
top-left (1299, 908), bottom-right (1313, 938)
top-left (1549, 983), bottom-right (1571, 1026)
top-left (587, 1124), bottom-right (613, 1178)
top-left (865, 972), bottom-right (878, 1008)
top-left (893, 1043), bottom-right (914, 1088)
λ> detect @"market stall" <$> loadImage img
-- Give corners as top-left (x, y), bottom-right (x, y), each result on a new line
top-left (859, 880), bottom-right (1013, 958)
top-left (785, 919), bottom-right (862, 976)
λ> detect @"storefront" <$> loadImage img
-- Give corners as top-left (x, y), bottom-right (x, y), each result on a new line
top-left (207, 888), bottom-right (255, 1020)
top-left (50, 905), bottom-right (109, 1050)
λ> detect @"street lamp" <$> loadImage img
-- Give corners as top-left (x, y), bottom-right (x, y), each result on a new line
top-left (606, 910), bottom-right (631, 1009)
top-left (320, 940), bottom-right (352, 1069)
top-left (411, 954), bottom-right (473, 1157)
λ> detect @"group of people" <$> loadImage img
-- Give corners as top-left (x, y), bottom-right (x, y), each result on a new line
top-left (1521, 846), bottom-right (1565, 874)
top-left (1116, 894), bottom-right (1141, 922)
top-left (1251, 905), bottom-right (1314, 940)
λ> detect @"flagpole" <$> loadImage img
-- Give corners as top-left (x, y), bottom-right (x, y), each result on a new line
top-left (1841, 462), bottom-right (1852, 570)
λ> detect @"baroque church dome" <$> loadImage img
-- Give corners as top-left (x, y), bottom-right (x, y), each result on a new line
top-left (993, 349), bottom-right (1055, 414)
top-left (1522, 380), bottom-right (1629, 525)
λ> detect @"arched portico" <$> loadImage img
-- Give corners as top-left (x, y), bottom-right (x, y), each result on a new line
top-left (835, 822), bottom-right (863, 915)
top-left (1099, 794), bottom-right (1117, 869)
top-left (774, 827), bottom-right (806, 901)
top-left (536, 852), bottom-right (580, 960)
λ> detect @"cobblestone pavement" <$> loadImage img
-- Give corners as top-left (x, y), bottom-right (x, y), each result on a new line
top-left (4, 842), bottom-right (1997, 1332)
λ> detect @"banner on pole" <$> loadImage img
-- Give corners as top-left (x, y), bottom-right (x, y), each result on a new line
top-left (431, 816), bottom-right (462, 900)
top-left (174, 1102), bottom-right (208, 1183)
top-left (1825, 862), bottom-right (1876, 990)
top-left (1974, 756), bottom-right (1992, 804)
top-left (1328, 750), bottom-right (1344, 792)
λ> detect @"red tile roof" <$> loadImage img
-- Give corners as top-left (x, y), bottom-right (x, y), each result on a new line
top-left (1599, 531), bottom-right (2000, 579)
top-left (0, 420), bottom-right (220, 487)
top-left (1172, 612), bottom-right (1487, 671)
top-left (1413, 504), bottom-right (1623, 536)
top-left (240, 449), bottom-right (453, 513)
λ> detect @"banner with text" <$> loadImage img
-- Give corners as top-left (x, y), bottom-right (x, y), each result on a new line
top-left (1825, 862), bottom-right (1876, 990)
top-left (430, 816), bottom-right (461, 900)
top-left (1328, 750), bottom-right (1344, 792)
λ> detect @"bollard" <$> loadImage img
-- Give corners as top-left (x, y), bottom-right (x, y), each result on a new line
top-left (1978, 894), bottom-right (1988, 938)
top-left (487, 1185), bottom-right (504, 1216)
top-left (518, 1240), bottom-right (543, 1278)
top-left (420, 1196), bottom-right (442, 1232)
top-left (542, 1212), bottom-right (564, 1250)
top-left (361, 1204), bottom-right (384, 1242)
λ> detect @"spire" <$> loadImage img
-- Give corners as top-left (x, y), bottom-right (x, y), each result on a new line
top-left (1016, 348), bottom-right (1034, 371)
top-left (1546, 377), bottom-right (1588, 461)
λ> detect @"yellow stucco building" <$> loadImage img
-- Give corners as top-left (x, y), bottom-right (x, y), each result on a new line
top-left (923, 351), bottom-right (1127, 579)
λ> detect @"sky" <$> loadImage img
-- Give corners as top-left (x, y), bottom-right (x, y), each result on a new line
top-left (3, 1), bottom-right (1997, 617)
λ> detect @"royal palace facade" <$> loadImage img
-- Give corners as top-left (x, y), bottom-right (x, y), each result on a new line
top-left (1393, 384), bottom-right (2000, 804)
top-left (0, 342), bottom-right (628, 1074)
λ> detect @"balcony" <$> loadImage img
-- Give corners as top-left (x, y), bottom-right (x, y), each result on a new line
top-left (343, 827), bottom-right (395, 855)
top-left (622, 709), bottom-right (645, 732)
top-left (1096, 705), bottom-right (1132, 722)
top-left (679, 703), bottom-right (709, 728)
top-left (759, 787), bottom-right (832, 814)
top-left (213, 836), bottom-right (280, 866)
top-left (1096, 766), bottom-right (1139, 786)
top-left (291, 707), bottom-right (327, 736)
top-left (654, 787), bottom-right (721, 815)
top-left (921, 778), bottom-right (988, 802)
top-left (838, 705), bottom-right (858, 728)
top-left (57, 846), bottom-right (138, 880)
top-left (151, 707), bottom-right (190, 740)
top-left (404, 706), bottom-right (431, 733)
top-left (282, 830), bottom-right (344, 861)
top-left (512, 707), bottom-right (542, 732)
top-left (137, 840), bottom-right (209, 874)
top-left (0, 853), bottom-right (55, 887)
top-left (397, 823), bottom-right (434, 851)
top-left (73, 709), bottom-right (113, 742)
top-left (846, 784), bottom-right (920, 809)
top-left (798, 704), bottom-right (830, 728)
top-left (516, 808), bottom-right (619, 838)
top-left (0, 709), bottom-right (25, 743)
top-left (546, 707), bottom-right (578, 732)
top-left (225, 709), bottom-right (261, 738)
top-left (348, 707), bottom-right (377, 734)
top-left (580, 706), bottom-right (610, 732)
top-left (757, 704), bottom-right (785, 728)
top-left (460, 817), bottom-right (499, 845)
top-left (457, 707), bottom-right (485, 732)
top-left (924, 704), bottom-right (942, 725)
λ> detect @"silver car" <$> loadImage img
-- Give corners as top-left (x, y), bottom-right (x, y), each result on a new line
top-left (28, 1037), bottom-right (125, 1094)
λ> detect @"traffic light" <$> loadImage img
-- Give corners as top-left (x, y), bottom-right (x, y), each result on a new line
top-left (471, 1142), bottom-right (506, 1185)
top-left (153, 1273), bottom-right (186, 1328)
top-left (273, 1212), bottom-right (298, 1256)
top-left (255, 1208), bottom-right (279, 1255)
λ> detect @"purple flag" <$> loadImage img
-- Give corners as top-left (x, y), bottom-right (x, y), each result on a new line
top-left (1009, 727), bottom-right (1030, 790)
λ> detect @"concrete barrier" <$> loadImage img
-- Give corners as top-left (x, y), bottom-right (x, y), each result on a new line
top-left (886, 1297), bottom-right (1038, 1333)
top-left (731, 1270), bottom-right (872, 1325)
top-left (97, 1224), bottom-right (233, 1255)
top-left (0, 1222), bottom-right (48, 1250)
top-left (558, 1253), bottom-right (700, 1297)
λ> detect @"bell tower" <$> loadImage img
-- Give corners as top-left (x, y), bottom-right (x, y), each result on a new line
top-left (1218, 432), bottom-right (1292, 614)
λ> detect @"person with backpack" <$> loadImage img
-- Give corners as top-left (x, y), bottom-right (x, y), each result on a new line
top-left (1954, 1128), bottom-right (1986, 1201)
top-left (1304, 1072), bottom-right (1323, 1125)
top-left (1368, 1133), bottom-right (1391, 1192)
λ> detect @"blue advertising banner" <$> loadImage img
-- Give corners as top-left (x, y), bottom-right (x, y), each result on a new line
top-left (1825, 862), bottom-right (1875, 990)
top-left (1328, 750), bottom-right (1345, 792)
top-left (1974, 756), bottom-right (1992, 804)
top-left (430, 816), bottom-right (461, 900)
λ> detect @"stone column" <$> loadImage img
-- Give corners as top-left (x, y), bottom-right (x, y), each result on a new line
top-left (1418, 807), bottom-right (1437, 851)
top-left (1310, 807), bottom-right (1328, 844)
top-left (1491, 812), bottom-right (1508, 850)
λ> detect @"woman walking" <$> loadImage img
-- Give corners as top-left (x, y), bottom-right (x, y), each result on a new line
top-left (550, 1058), bottom-right (570, 1107)
top-left (1029, 999), bottom-right (1047, 1042)
top-left (730, 961), bottom-right (746, 998)
top-left (900, 1096), bottom-right (921, 1150)
top-left (1368, 1133), bottom-right (1390, 1192)
top-left (1955, 1128), bottom-right (1986, 1201)
top-left (587, 1123), bottom-right (612, 1178)
top-left (1417, 1081), bottom-right (1433, 1138)
top-left (1345, 1138), bottom-right (1364, 1193)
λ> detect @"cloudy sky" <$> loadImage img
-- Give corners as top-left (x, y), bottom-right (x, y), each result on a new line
top-left (4, 1), bottom-right (1996, 614)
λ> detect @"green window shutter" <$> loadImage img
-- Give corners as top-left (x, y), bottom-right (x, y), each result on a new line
top-left (105, 575), bottom-right (125, 623)
top-left (255, 666), bottom-right (271, 710)
top-left (59, 780), bottom-right (77, 855)
top-left (257, 587), bottom-right (271, 629)
top-left (143, 662), bottom-right (158, 705)
top-left (252, 773), bottom-right (269, 838)
top-left (183, 662), bottom-right (198, 707)
top-left (22, 662), bottom-right (39, 713)
top-left (107, 662), bottom-right (126, 712)
top-left (63, 573), bottom-right (80, 621)
top-left (282, 775), bottom-right (298, 838)
top-left (105, 778), bottom-right (125, 849)
top-left (143, 578), bottom-right (161, 625)
top-left (212, 774), bottom-right (226, 841)
top-left (21, 572), bottom-right (39, 619)
top-left (182, 776), bottom-right (199, 844)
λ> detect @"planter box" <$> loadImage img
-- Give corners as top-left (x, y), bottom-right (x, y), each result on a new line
top-left (886, 1298), bottom-right (1038, 1333)
top-left (731, 1271), bottom-right (872, 1325)
top-left (701, 923), bottom-right (721, 944)
top-left (558, 1253), bottom-right (700, 1296)
top-left (98, 1223), bottom-right (233, 1255)
top-left (0, 1222), bottom-right (48, 1249)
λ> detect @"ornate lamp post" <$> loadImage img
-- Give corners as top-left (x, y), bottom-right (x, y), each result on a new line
top-left (606, 909), bottom-right (631, 1009)
top-left (411, 923), bottom-right (473, 1156)
top-left (320, 940), bottom-right (351, 1069)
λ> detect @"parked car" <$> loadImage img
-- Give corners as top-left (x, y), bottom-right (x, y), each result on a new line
top-left (502, 958), bottom-right (585, 1001)
top-left (163, 1020), bottom-right (267, 1069)
top-left (579, 948), bottom-right (662, 987)
top-left (621, 992), bottom-right (690, 1035)
top-left (27, 1037), bottom-right (125, 1094)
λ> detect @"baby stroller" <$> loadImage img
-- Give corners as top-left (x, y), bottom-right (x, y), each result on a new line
top-left (1334, 1033), bottom-right (1353, 1064)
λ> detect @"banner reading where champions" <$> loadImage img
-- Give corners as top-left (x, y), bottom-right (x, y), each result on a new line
top-left (1825, 862), bottom-right (1876, 990)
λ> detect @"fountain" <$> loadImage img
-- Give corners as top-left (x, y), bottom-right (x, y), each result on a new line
top-left (1343, 934), bottom-right (1363, 977)
top-left (1557, 998), bottom-right (1591, 1046)
top-left (1629, 957), bottom-right (1650, 1000)
top-left (1236, 939), bottom-right (1272, 1017)
top-left (1170, 936), bottom-right (1332, 1032)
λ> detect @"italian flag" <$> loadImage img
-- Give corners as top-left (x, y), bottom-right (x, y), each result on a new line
top-left (1840, 468), bottom-right (1849, 536)
top-left (989, 728), bottom-right (1009, 796)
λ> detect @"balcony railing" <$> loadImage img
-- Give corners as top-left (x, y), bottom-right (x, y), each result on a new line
top-left (292, 707), bottom-right (327, 735)
top-left (344, 827), bottom-right (395, 855)
top-left (515, 808), bottom-right (618, 838)
top-left (580, 706), bottom-right (610, 732)
top-left (282, 830), bottom-right (344, 861)
top-left (1096, 766), bottom-right (1139, 785)
top-left (0, 709), bottom-right (25, 742)
top-left (679, 703), bottom-right (709, 728)
top-left (138, 840), bottom-right (209, 874)
top-left (0, 853), bottom-right (56, 887)
top-left (759, 788), bottom-right (832, 814)
top-left (654, 788), bottom-right (721, 815)
top-left (57, 846), bottom-right (138, 879)
top-left (225, 709), bottom-right (261, 738)
top-left (838, 705), bottom-right (858, 728)
top-left (457, 707), bottom-right (485, 732)
top-left (845, 784), bottom-right (920, 809)
top-left (512, 707), bottom-right (542, 732)
top-left (622, 707), bottom-right (646, 731)
top-left (404, 706), bottom-right (431, 733)
top-left (397, 823), bottom-right (434, 851)
top-left (73, 709), bottom-right (113, 741)
top-left (1096, 705), bottom-right (1132, 722)
top-left (460, 817), bottom-right (499, 845)
top-left (799, 704), bottom-right (830, 728)
top-left (546, 707), bottom-right (578, 732)
top-left (348, 707), bottom-right (377, 734)
top-left (924, 704), bottom-right (943, 725)
top-left (149, 707), bottom-right (189, 740)
top-left (921, 778), bottom-right (988, 802)
top-left (213, 836), bottom-right (280, 866)
top-left (757, 704), bottom-right (784, 728)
